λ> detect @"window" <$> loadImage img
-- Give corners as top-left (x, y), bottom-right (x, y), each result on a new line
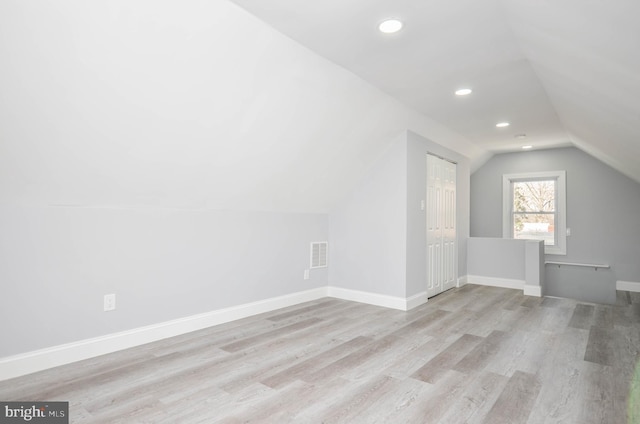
top-left (502, 171), bottom-right (566, 255)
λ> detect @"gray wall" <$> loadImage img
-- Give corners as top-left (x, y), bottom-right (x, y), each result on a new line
top-left (329, 130), bottom-right (471, 299)
top-left (467, 238), bottom-right (526, 281)
top-left (471, 147), bottom-right (640, 294)
top-left (406, 131), bottom-right (471, 297)
top-left (467, 238), bottom-right (544, 291)
top-left (329, 134), bottom-right (408, 297)
top-left (0, 206), bottom-right (327, 356)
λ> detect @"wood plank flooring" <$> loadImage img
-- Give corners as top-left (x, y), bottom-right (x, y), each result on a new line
top-left (1, 285), bottom-right (639, 423)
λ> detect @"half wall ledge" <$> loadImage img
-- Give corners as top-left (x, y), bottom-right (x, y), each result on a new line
top-left (466, 237), bottom-right (544, 297)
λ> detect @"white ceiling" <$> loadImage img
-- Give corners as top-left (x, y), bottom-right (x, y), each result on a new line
top-left (230, 0), bottom-right (640, 182)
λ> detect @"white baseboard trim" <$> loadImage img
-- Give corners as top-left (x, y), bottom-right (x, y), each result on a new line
top-left (467, 275), bottom-right (541, 297)
top-left (1, 285), bottom-right (442, 381)
top-left (327, 286), bottom-right (409, 311)
top-left (406, 291), bottom-right (429, 310)
top-left (523, 284), bottom-right (542, 297)
top-left (617, 281), bottom-right (640, 292)
top-left (466, 275), bottom-right (525, 291)
top-left (457, 275), bottom-right (468, 288)
top-left (0, 287), bottom-right (328, 381)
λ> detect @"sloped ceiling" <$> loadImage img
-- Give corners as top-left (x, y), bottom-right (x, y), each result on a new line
top-left (1, 1), bottom-right (637, 215)
top-left (230, 0), bottom-right (640, 182)
top-left (0, 0), bottom-right (482, 213)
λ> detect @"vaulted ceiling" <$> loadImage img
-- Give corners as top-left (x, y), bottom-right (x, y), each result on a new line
top-left (230, 0), bottom-right (640, 182)
top-left (1, 1), bottom-right (637, 214)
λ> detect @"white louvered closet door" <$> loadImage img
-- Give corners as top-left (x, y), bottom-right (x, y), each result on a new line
top-left (426, 154), bottom-right (457, 298)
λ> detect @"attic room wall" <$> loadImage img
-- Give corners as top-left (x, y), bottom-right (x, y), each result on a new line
top-left (329, 131), bottom-right (471, 301)
top-left (0, 0), bottom-right (334, 359)
top-left (471, 147), bottom-right (640, 294)
top-left (0, 208), bottom-right (327, 357)
top-left (0, 0), bottom-right (481, 360)
top-left (328, 133), bottom-right (408, 298)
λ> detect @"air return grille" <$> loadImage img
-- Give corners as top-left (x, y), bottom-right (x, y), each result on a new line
top-left (310, 242), bottom-right (328, 269)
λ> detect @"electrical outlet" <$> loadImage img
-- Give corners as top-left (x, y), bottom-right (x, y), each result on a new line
top-left (304, 269), bottom-right (310, 280)
top-left (104, 294), bottom-right (116, 312)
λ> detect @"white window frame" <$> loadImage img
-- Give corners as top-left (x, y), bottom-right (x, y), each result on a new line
top-left (502, 171), bottom-right (566, 255)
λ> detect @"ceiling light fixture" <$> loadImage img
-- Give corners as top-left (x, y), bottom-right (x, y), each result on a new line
top-left (455, 88), bottom-right (472, 96)
top-left (522, 145), bottom-right (533, 150)
top-left (379, 19), bottom-right (403, 34)
top-left (496, 122), bottom-right (510, 128)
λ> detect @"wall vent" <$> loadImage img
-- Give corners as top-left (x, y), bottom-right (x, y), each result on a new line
top-left (310, 242), bottom-right (328, 269)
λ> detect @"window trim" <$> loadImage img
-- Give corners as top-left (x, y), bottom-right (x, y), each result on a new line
top-left (502, 171), bottom-right (566, 255)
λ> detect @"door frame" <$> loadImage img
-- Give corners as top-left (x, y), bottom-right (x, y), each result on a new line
top-left (426, 152), bottom-right (457, 298)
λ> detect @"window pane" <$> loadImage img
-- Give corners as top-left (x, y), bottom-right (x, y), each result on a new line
top-left (513, 180), bottom-right (555, 212)
top-left (503, 171), bottom-right (565, 255)
top-left (514, 213), bottom-right (555, 245)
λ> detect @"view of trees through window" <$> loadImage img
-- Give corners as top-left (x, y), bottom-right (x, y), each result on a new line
top-left (512, 180), bottom-right (556, 245)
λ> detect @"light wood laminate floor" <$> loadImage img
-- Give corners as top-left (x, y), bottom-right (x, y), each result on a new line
top-left (1, 285), bottom-right (639, 423)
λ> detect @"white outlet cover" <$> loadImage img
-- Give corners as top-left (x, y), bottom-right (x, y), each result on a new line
top-left (104, 294), bottom-right (116, 311)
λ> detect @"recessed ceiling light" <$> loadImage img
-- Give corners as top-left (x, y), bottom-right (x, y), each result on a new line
top-left (496, 122), bottom-right (510, 128)
top-left (522, 145), bottom-right (533, 150)
top-left (379, 19), bottom-right (403, 34)
top-left (455, 88), bottom-right (472, 96)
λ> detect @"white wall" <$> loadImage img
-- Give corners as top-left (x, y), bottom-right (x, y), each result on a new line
top-left (0, 0), bottom-right (481, 214)
top-left (0, 0), bottom-right (480, 359)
